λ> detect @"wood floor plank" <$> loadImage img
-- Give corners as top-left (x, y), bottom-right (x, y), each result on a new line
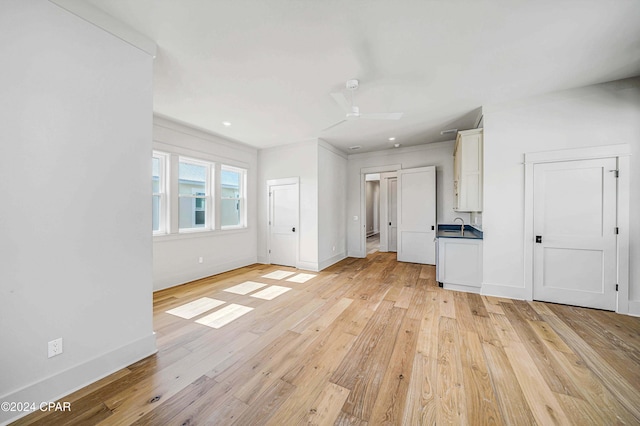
top-left (401, 353), bottom-right (437, 426)
top-left (15, 254), bottom-right (640, 426)
top-left (543, 313), bottom-right (640, 421)
top-left (336, 303), bottom-right (405, 421)
top-left (436, 316), bottom-right (467, 425)
top-left (305, 382), bottom-right (350, 426)
top-left (368, 316), bottom-right (420, 425)
top-left (502, 340), bottom-right (571, 425)
top-left (482, 342), bottom-right (537, 426)
top-left (459, 330), bottom-right (503, 425)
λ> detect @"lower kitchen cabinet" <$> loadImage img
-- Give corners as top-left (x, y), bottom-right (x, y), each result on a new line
top-left (437, 237), bottom-right (483, 293)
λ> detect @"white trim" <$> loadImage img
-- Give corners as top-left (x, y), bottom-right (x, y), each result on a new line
top-left (360, 166), bottom-right (400, 257)
top-left (444, 283), bottom-right (481, 294)
top-left (523, 144), bottom-right (630, 314)
top-left (481, 283), bottom-right (527, 300)
top-left (0, 333), bottom-right (156, 425)
top-left (524, 144), bottom-right (631, 164)
top-left (154, 115), bottom-right (256, 154)
top-left (318, 139), bottom-right (348, 159)
top-left (266, 177), bottom-right (300, 268)
top-left (616, 155), bottom-right (630, 314)
top-left (49, 0), bottom-right (157, 57)
top-left (347, 250), bottom-right (366, 258)
top-left (360, 164), bottom-right (402, 175)
top-left (628, 301), bottom-right (640, 317)
top-left (296, 260), bottom-right (319, 272)
top-left (153, 256), bottom-right (257, 291)
top-left (348, 141), bottom-right (453, 160)
top-left (318, 253), bottom-right (347, 271)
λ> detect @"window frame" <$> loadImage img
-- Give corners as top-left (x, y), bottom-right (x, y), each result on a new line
top-left (152, 151), bottom-right (169, 235)
top-left (177, 157), bottom-right (215, 233)
top-left (220, 164), bottom-right (247, 230)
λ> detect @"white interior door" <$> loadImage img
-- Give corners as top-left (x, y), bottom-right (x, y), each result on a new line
top-left (268, 181), bottom-right (298, 267)
top-left (388, 177), bottom-right (398, 252)
top-left (533, 158), bottom-right (617, 311)
top-left (397, 166), bottom-right (436, 264)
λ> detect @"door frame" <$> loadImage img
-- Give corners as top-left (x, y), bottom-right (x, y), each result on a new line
top-left (523, 144), bottom-right (630, 314)
top-left (379, 172), bottom-right (398, 253)
top-left (359, 164), bottom-right (401, 258)
top-left (267, 177), bottom-right (299, 267)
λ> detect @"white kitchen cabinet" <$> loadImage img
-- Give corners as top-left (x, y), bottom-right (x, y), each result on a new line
top-left (454, 128), bottom-right (483, 212)
top-left (437, 237), bottom-right (483, 293)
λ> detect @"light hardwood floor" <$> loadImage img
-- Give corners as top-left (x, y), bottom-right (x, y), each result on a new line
top-left (14, 252), bottom-right (640, 425)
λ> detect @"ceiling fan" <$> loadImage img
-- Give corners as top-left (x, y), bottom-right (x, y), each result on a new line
top-left (323, 79), bottom-right (403, 131)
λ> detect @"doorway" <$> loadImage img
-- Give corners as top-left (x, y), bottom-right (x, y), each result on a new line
top-left (532, 158), bottom-right (617, 310)
top-left (365, 174), bottom-right (380, 254)
top-left (267, 177), bottom-right (299, 267)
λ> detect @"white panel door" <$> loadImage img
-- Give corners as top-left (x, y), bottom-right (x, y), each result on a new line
top-left (268, 182), bottom-right (298, 267)
top-left (533, 158), bottom-right (617, 311)
top-left (388, 177), bottom-right (398, 252)
top-left (397, 166), bottom-right (436, 264)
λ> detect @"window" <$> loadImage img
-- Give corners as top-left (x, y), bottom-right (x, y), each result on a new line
top-left (152, 153), bottom-right (248, 236)
top-left (152, 152), bottom-right (168, 234)
top-left (178, 158), bottom-right (213, 231)
top-left (221, 165), bottom-right (246, 228)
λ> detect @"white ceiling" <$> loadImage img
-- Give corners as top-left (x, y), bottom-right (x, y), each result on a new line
top-left (86, 0), bottom-right (640, 153)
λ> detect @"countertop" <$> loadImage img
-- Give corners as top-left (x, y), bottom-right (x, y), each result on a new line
top-left (437, 224), bottom-right (483, 240)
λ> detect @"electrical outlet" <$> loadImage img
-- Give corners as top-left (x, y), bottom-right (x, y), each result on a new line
top-left (48, 338), bottom-right (63, 358)
top-left (198, 257), bottom-right (204, 264)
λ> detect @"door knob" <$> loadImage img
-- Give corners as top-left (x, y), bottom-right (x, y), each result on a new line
top-left (292, 227), bottom-right (296, 232)
top-left (536, 235), bottom-right (542, 243)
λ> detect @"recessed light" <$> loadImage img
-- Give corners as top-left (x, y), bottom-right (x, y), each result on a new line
top-left (388, 137), bottom-right (396, 141)
top-left (349, 145), bottom-right (361, 150)
top-left (222, 121), bottom-right (231, 127)
top-left (394, 143), bottom-right (401, 148)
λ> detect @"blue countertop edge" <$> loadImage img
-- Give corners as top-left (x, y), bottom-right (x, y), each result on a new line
top-left (437, 224), bottom-right (483, 240)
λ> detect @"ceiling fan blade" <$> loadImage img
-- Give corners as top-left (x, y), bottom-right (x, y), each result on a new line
top-left (360, 112), bottom-right (404, 120)
top-left (330, 92), bottom-right (352, 113)
top-left (321, 119), bottom-right (347, 131)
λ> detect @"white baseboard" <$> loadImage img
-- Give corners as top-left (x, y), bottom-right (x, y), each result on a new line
top-left (347, 250), bottom-right (366, 259)
top-left (257, 255), bottom-right (269, 264)
top-left (153, 256), bottom-right (257, 291)
top-left (296, 260), bottom-right (319, 272)
top-left (481, 283), bottom-right (528, 300)
top-left (628, 300), bottom-right (640, 317)
top-left (318, 253), bottom-right (347, 271)
top-left (0, 333), bottom-right (157, 425)
top-left (444, 283), bottom-right (481, 294)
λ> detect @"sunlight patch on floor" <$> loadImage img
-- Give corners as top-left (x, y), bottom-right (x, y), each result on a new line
top-left (165, 297), bottom-right (225, 319)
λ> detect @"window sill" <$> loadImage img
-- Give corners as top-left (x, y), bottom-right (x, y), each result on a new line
top-left (153, 227), bottom-right (250, 242)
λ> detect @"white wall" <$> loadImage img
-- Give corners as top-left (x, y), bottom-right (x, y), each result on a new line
top-left (347, 142), bottom-right (467, 257)
top-left (152, 117), bottom-right (258, 290)
top-left (482, 78), bottom-right (640, 308)
top-left (318, 141), bottom-right (348, 269)
top-left (258, 141), bottom-right (319, 270)
top-left (0, 2), bottom-right (156, 422)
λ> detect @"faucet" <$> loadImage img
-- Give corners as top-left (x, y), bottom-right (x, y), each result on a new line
top-left (454, 217), bottom-right (465, 236)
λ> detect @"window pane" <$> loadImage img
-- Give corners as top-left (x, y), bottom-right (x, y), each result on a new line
top-left (179, 197), bottom-right (206, 229)
top-left (152, 195), bottom-right (160, 231)
top-left (179, 162), bottom-right (206, 195)
top-left (221, 198), bottom-right (240, 227)
top-left (152, 157), bottom-right (160, 193)
top-left (221, 169), bottom-right (240, 198)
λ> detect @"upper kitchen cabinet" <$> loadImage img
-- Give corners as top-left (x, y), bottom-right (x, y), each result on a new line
top-left (454, 128), bottom-right (483, 212)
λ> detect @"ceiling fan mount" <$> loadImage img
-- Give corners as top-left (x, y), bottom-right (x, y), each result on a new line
top-left (323, 79), bottom-right (403, 131)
